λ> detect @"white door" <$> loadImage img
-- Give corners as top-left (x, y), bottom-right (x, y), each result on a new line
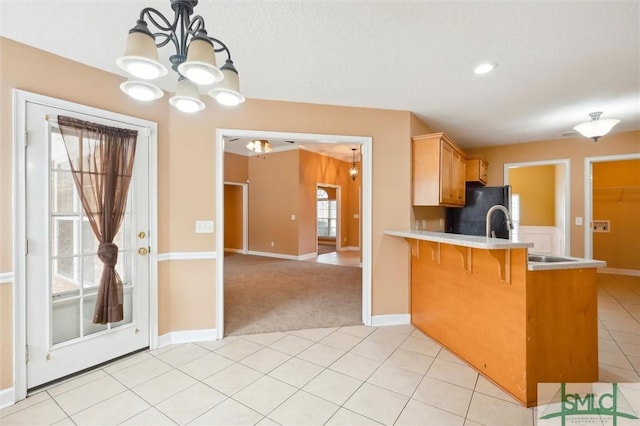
top-left (25, 101), bottom-right (150, 388)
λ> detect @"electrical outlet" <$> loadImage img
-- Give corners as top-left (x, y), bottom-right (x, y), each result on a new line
top-left (575, 217), bottom-right (583, 226)
top-left (291, 214), bottom-right (296, 221)
top-left (270, 241), bottom-right (275, 247)
top-left (195, 220), bottom-right (214, 233)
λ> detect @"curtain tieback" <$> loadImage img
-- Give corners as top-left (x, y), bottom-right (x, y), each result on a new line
top-left (98, 243), bottom-right (119, 267)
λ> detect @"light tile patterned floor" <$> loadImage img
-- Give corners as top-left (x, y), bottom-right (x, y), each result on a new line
top-left (2, 274), bottom-right (638, 425)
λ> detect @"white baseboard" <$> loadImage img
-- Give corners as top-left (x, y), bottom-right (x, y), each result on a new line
top-left (298, 252), bottom-right (318, 260)
top-left (0, 387), bottom-right (15, 409)
top-left (247, 250), bottom-right (317, 261)
top-left (598, 268), bottom-right (640, 277)
top-left (157, 328), bottom-right (218, 348)
top-left (224, 248), bottom-right (246, 254)
top-left (338, 246), bottom-right (360, 252)
top-left (371, 314), bottom-right (411, 327)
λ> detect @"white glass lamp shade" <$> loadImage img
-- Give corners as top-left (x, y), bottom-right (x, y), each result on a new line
top-left (573, 119), bottom-right (620, 140)
top-left (208, 60), bottom-right (245, 106)
top-left (573, 112), bottom-right (620, 141)
top-left (169, 79), bottom-right (205, 113)
top-left (349, 165), bottom-right (358, 180)
top-left (116, 31), bottom-right (168, 80)
top-left (120, 80), bottom-right (164, 101)
top-left (177, 36), bottom-right (223, 86)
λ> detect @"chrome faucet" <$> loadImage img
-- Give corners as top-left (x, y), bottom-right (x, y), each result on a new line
top-left (486, 205), bottom-right (514, 239)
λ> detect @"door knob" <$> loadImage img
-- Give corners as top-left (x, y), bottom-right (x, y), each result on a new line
top-left (138, 247), bottom-right (149, 255)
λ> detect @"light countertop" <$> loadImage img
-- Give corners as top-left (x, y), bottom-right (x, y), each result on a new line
top-left (526, 253), bottom-right (606, 271)
top-left (384, 229), bottom-right (606, 271)
top-left (383, 229), bottom-right (534, 249)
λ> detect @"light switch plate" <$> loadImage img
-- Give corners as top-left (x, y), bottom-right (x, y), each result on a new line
top-left (575, 217), bottom-right (583, 226)
top-left (195, 220), bottom-right (214, 233)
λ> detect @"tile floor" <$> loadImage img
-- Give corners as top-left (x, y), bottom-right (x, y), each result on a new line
top-left (1, 274), bottom-right (638, 425)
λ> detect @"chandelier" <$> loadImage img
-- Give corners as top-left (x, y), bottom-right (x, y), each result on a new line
top-left (116, 0), bottom-right (245, 113)
top-left (573, 112), bottom-right (620, 142)
top-left (246, 140), bottom-right (272, 153)
top-left (349, 148), bottom-right (359, 181)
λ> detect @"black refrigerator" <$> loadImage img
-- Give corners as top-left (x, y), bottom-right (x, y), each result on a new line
top-left (445, 185), bottom-right (512, 239)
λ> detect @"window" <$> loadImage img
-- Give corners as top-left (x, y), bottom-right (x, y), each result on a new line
top-left (317, 188), bottom-right (337, 237)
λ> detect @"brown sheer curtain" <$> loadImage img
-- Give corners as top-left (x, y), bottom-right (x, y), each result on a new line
top-left (58, 116), bottom-right (138, 324)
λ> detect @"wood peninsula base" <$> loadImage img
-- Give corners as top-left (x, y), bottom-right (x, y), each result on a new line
top-left (407, 238), bottom-right (599, 407)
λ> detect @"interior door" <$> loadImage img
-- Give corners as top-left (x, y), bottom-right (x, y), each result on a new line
top-left (25, 101), bottom-right (150, 388)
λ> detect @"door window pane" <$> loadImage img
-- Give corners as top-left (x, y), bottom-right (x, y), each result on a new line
top-left (51, 258), bottom-right (79, 296)
top-left (83, 292), bottom-right (109, 336)
top-left (52, 298), bottom-right (81, 344)
top-left (51, 217), bottom-right (78, 257)
top-left (83, 255), bottom-right (102, 289)
top-left (50, 171), bottom-right (78, 213)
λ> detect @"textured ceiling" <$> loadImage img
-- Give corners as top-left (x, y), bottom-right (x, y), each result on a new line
top-left (1, 0), bottom-right (638, 149)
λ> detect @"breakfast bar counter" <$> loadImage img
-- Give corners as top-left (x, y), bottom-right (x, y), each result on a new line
top-left (385, 229), bottom-right (603, 407)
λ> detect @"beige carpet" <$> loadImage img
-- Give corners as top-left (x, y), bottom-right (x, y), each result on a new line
top-left (224, 253), bottom-right (362, 336)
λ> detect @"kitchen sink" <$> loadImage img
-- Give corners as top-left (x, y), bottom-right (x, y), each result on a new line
top-left (528, 254), bottom-right (577, 263)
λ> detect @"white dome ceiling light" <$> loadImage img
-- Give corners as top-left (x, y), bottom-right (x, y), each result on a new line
top-left (573, 112), bottom-right (621, 142)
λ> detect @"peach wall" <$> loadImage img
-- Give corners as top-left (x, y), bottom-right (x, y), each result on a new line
top-left (593, 160), bottom-right (640, 270)
top-left (158, 261), bottom-right (216, 335)
top-left (248, 150), bottom-right (300, 255)
top-left (508, 165), bottom-right (556, 226)
top-left (465, 131), bottom-right (640, 257)
top-left (0, 284), bottom-right (12, 389)
top-left (224, 152), bottom-right (249, 183)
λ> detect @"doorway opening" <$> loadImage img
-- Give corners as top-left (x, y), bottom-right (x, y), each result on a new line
top-left (216, 129), bottom-right (372, 339)
top-left (316, 184), bottom-right (341, 256)
top-left (584, 153), bottom-right (640, 276)
top-left (504, 159), bottom-right (570, 256)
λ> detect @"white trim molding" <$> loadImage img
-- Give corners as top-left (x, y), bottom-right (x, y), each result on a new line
top-left (598, 268), bottom-right (640, 277)
top-left (371, 314), bottom-right (411, 327)
top-left (247, 250), bottom-right (318, 261)
top-left (0, 387), bottom-right (16, 410)
top-left (584, 153), bottom-right (640, 260)
top-left (0, 272), bottom-right (13, 285)
top-left (157, 328), bottom-right (218, 348)
top-left (216, 129), bottom-right (374, 340)
top-left (156, 252), bottom-right (217, 262)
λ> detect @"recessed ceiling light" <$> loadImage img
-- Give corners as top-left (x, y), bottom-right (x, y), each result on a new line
top-left (474, 62), bottom-right (498, 75)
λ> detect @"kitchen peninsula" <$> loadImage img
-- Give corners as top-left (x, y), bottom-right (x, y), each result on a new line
top-left (385, 229), bottom-right (605, 407)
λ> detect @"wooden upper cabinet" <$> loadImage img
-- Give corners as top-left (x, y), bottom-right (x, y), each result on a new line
top-left (466, 155), bottom-right (489, 185)
top-left (412, 132), bottom-right (466, 207)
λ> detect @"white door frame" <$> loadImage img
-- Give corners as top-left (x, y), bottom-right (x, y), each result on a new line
top-left (504, 159), bottom-right (571, 255)
top-left (12, 90), bottom-right (159, 401)
top-left (584, 153), bottom-right (640, 259)
top-left (216, 129), bottom-right (372, 339)
top-left (316, 183), bottom-right (342, 252)
top-left (223, 182), bottom-right (248, 254)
